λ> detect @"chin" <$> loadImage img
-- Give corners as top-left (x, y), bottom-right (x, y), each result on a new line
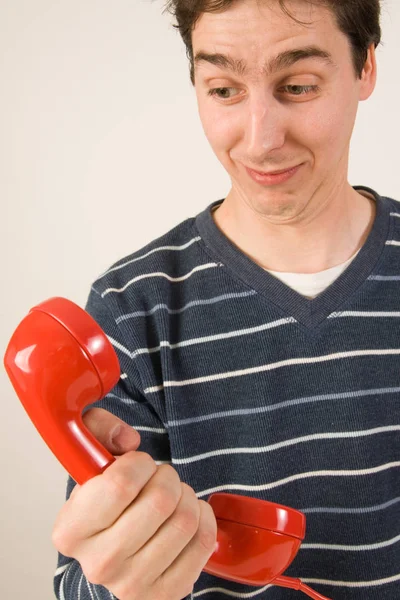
top-left (247, 192), bottom-right (304, 219)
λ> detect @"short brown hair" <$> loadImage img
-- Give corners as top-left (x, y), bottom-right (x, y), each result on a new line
top-left (163, 0), bottom-right (382, 85)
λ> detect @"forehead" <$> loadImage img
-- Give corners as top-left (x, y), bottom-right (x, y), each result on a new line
top-left (192, 0), bottom-right (347, 73)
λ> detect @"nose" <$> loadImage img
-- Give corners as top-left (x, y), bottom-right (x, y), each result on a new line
top-left (245, 94), bottom-right (286, 160)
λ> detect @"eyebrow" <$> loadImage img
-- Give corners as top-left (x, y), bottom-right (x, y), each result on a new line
top-left (194, 45), bottom-right (336, 77)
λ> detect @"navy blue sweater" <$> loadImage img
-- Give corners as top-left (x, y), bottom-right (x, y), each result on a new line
top-left (54, 185), bottom-right (399, 600)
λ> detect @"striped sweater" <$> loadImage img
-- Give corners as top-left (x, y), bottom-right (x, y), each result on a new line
top-left (54, 185), bottom-right (400, 600)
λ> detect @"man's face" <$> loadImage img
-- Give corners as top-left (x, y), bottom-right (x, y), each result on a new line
top-left (192, 0), bottom-right (376, 221)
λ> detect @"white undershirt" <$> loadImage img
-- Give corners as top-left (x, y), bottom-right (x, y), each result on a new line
top-left (265, 248), bottom-right (361, 299)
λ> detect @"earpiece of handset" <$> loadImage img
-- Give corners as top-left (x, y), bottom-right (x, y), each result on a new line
top-left (3, 297), bottom-right (120, 485)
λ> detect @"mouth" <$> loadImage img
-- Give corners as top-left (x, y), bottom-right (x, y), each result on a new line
top-left (244, 163), bottom-right (304, 186)
top-left (245, 164), bottom-right (301, 175)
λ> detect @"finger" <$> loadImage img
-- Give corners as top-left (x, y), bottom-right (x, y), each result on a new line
top-left (82, 407), bottom-right (141, 454)
top-left (80, 465), bottom-right (184, 575)
top-left (127, 482), bottom-right (200, 587)
top-left (93, 481), bottom-right (198, 597)
top-left (154, 500), bottom-right (217, 595)
top-left (53, 451), bottom-right (157, 551)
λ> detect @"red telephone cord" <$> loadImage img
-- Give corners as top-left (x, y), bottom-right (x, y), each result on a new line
top-left (273, 575), bottom-right (332, 600)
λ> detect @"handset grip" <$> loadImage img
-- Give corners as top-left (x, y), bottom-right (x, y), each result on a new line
top-left (4, 297), bottom-right (120, 484)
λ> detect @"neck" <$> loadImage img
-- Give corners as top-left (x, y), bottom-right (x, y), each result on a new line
top-left (212, 183), bottom-right (376, 274)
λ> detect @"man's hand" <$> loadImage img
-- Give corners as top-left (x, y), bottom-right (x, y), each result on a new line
top-left (52, 408), bottom-right (217, 600)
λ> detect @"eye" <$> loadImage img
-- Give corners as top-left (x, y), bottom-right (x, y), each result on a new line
top-left (281, 84), bottom-right (320, 96)
top-left (207, 87), bottom-right (239, 100)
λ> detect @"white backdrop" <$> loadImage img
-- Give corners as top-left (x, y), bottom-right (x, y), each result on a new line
top-left (1, 0), bottom-right (399, 597)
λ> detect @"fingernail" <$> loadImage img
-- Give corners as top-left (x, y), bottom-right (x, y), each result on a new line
top-left (110, 425), bottom-right (122, 449)
top-left (111, 425), bottom-right (139, 450)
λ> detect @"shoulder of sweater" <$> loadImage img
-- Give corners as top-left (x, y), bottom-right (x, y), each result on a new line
top-left (91, 214), bottom-right (205, 296)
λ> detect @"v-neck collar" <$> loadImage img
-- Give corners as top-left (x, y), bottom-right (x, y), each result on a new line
top-left (194, 186), bottom-right (391, 329)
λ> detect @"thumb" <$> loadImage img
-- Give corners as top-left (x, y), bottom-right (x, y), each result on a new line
top-left (82, 407), bottom-right (141, 455)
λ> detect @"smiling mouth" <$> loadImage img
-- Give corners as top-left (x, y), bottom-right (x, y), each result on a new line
top-left (243, 163), bottom-right (304, 186)
top-left (246, 164), bottom-right (301, 175)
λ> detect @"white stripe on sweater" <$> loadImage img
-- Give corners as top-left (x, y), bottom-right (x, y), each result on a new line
top-left (302, 496), bottom-right (400, 514)
top-left (115, 291), bottom-right (256, 322)
top-left (329, 311), bottom-right (400, 318)
top-left (78, 574), bottom-right (83, 600)
top-left (302, 532), bottom-right (400, 551)
top-left (101, 263), bottom-right (220, 297)
top-left (144, 348), bottom-right (400, 393)
top-left (192, 582), bottom-right (273, 597)
top-left (165, 386), bottom-right (400, 427)
top-left (192, 573), bottom-right (400, 597)
top-left (97, 237), bottom-right (201, 279)
top-left (196, 461), bottom-right (400, 497)
top-left (55, 563), bottom-right (73, 577)
top-left (130, 317), bottom-right (296, 357)
top-left (172, 425), bottom-right (400, 464)
top-left (58, 562), bottom-right (73, 600)
top-left (85, 578), bottom-right (95, 600)
top-left (104, 386), bottom-right (399, 425)
top-left (369, 276), bottom-right (400, 281)
top-left (302, 572), bottom-right (400, 588)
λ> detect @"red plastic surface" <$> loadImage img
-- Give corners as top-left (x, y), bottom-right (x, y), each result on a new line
top-left (4, 300), bottom-right (119, 484)
top-left (31, 297), bottom-right (120, 397)
top-left (203, 516), bottom-right (302, 585)
top-left (3, 297), bottom-right (331, 599)
top-left (208, 492), bottom-right (305, 539)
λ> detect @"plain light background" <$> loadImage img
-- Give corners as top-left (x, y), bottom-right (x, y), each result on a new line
top-left (1, 0), bottom-right (399, 597)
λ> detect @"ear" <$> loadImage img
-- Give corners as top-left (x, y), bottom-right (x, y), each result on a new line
top-left (359, 43), bottom-right (377, 101)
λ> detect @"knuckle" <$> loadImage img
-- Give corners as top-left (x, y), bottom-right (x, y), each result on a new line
top-left (172, 506), bottom-right (199, 537)
top-left (135, 450), bottom-right (157, 471)
top-left (198, 526), bottom-right (217, 552)
top-left (82, 558), bottom-right (106, 586)
top-left (105, 453), bottom-right (149, 498)
top-left (157, 463), bottom-right (181, 485)
top-left (105, 452), bottom-right (157, 500)
top-left (197, 501), bottom-right (218, 551)
top-left (82, 551), bottom-right (120, 587)
top-left (148, 465), bottom-right (182, 517)
top-left (180, 481), bottom-right (197, 498)
top-left (51, 527), bottom-right (68, 555)
top-left (171, 484), bottom-right (200, 537)
top-left (51, 523), bottom-right (76, 557)
top-left (148, 484), bottom-right (179, 519)
top-left (104, 474), bottom-right (132, 504)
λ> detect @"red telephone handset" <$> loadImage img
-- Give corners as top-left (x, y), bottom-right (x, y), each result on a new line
top-left (4, 297), bottom-right (331, 600)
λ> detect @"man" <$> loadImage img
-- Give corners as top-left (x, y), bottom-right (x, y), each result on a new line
top-left (53, 1), bottom-right (399, 599)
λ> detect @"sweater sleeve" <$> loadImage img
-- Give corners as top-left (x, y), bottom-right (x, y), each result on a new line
top-left (53, 286), bottom-right (172, 600)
